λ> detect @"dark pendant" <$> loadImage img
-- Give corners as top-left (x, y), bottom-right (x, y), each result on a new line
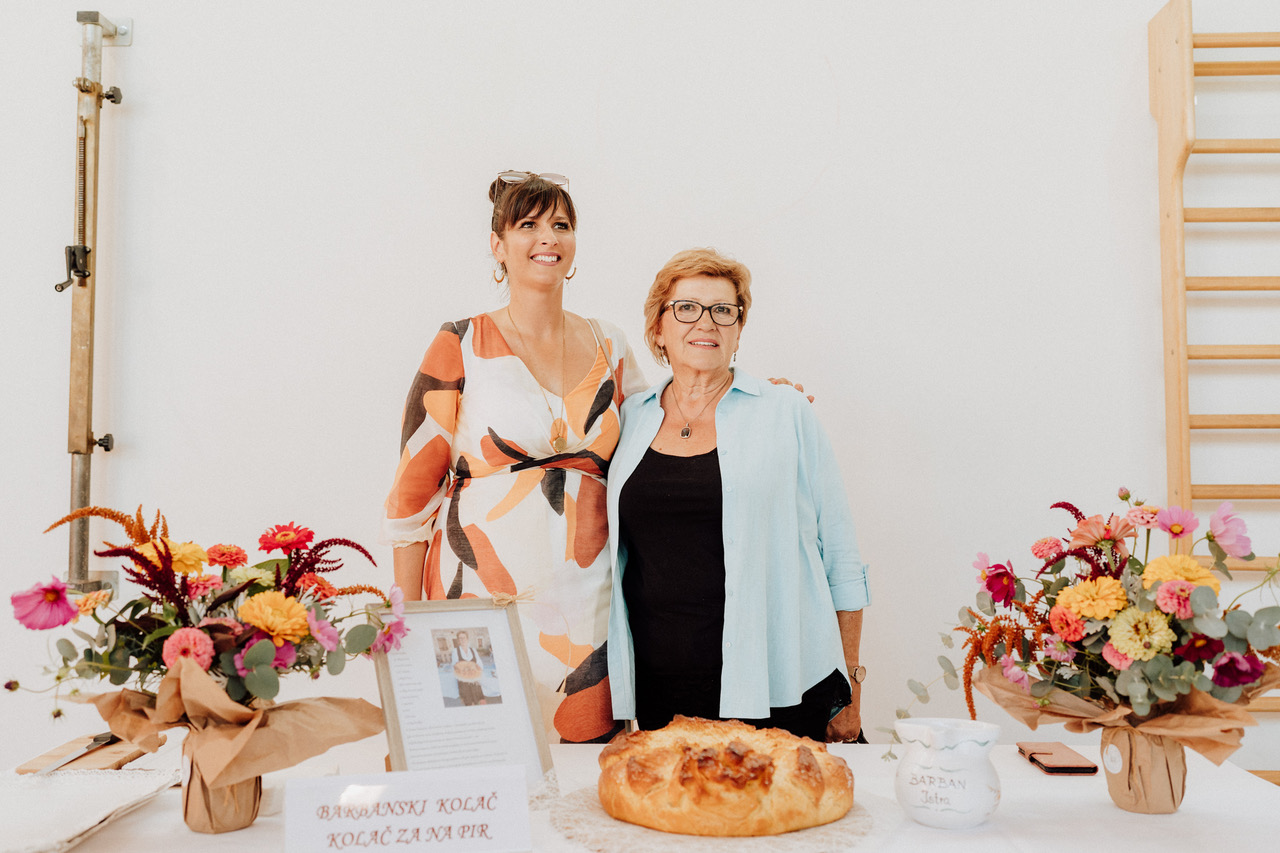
top-left (680, 425), bottom-right (691, 439)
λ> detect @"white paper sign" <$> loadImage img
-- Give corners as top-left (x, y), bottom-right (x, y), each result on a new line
top-left (284, 765), bottom-right (531, 853)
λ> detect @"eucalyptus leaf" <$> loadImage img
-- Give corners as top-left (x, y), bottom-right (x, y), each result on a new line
top-left (326, 651), bottom-right (346, 676)
top-left (1030, 680), bottom-right (1054, 698)
top-left (1223, 634), bottom-right (1247, 654)
top-left (74, 660), bottom-right (94, 678)
top-left (1211, 684), bottom-right (1242, 704)
top-left (1207, 539), bottom-right (1227, 566)
top-left (345, 624), bottom-right (377, 655)
top-left (1195, 673), bottom-right (1215, 692)
top-left (907, 679), bottom-right (929, 700)
top-left (958, 607), bottom-right (975, 628)
top-left (1192, 613), bottom-right (1229, 638)
top-left (242, 638), bottom-right (276, 669)
top-left (1189, 585), bottom-right (1219, 616)
top-left (1247, 615), bottom-right (1280, 651)
top-left (108, 646), bottom-right (131, 685)
top-left (937, 656), bottom-right (956, 677)
top-left (245, 665), bottom-right (280, 700)
top-left (975, 590), bottom-right (994, 617)
top-left (1014, 579), bottom-right (1026, 604)
top-left (939, 632), bottom-right (954, 649)
top-left (219, 650), bottom-right (239, 674)
top-left (56, 639), bottom-right (77, 662)
top-left (104, 624), bottom-right (116, 651)
top-left (943, 672), bottom-right (960, 691)
top-left (226, 676), bottom-right (247, 702)
top-left (1047, 576), bottom-right (1069, 597)
top-left (1225, 609), bottom-right (1252, 639)
top-left (895, 708), bottom-right (911, 719)
top-left (72, 627), bottom-right (98, 647)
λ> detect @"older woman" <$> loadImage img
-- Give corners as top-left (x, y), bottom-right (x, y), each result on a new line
top-left (383, 172), bottom-right (647, 743)
top-left (606, 248), bottom-right (870, 742)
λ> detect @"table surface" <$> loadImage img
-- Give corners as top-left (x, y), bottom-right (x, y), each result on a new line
top-left (37, 739), bottom-right (1280, 852)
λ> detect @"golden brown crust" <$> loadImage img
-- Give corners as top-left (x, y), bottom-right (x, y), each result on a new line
top-left (597, 716), bottom-right (854, 836)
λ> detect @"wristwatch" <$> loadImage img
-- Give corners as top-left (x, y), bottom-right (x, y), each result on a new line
top-left (850, 665), bottom-right (866, 684)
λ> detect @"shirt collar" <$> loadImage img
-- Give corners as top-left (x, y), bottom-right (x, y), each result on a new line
top-left (638, 367), bottom-right (761, 404)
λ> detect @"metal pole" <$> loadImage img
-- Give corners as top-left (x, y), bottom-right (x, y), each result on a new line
top-left (63, 11), bottom-right (126, 591)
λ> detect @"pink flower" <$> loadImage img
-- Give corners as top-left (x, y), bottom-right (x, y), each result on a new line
top-left (1126, 505), bottom-right (1161, 530)
top-left (1156, 506), bottom-right (1199, 540)
top-left (1117, 487), bottom-right (1131, 501)
top-left (1031, 537), bottom-right (1063, 561)
top-left (1154, 579), bottom-right (1196, 620)
top-left (11, 576), bottom-right (78, 630)
top-left (1175, 634), bottom-right (1224, 663)
top-left (307, 609), bottom-right (340, 652)
top-left (370, 618), bottom-right (409, 654)
top-left (206, 544), bottom-right (248, 569)
top-left (1048, 605), bottom-right (1086, 643)
top-left (1102, 642), bottom-right (1134, 671)
top-left (368, 585), bottom-right (408, 654)
top-left (974, 553), bottom-right (1017, 606)
top-left (1067, 514), bottom-right (1135, 559)
top-left (258, 522), bottom-right (315, 554)
top-left (1000, 654), bottom-right (1030, 692)
top-left (1208, 502), bottom-right (1252, 559)
top-left (1042, 633), bottom-right (1077, 663)
top-left (234, 631), bottom-right (297, 674)
top-left (161, 627), bottom-right (215, 671)
top-left (1211, 651), bottom-right (1267, 688)
top-left (185, 574), bottom-right (224, 598)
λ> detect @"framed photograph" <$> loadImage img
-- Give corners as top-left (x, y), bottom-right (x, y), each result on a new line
top-left (371, 599), bottom-right (552, 787)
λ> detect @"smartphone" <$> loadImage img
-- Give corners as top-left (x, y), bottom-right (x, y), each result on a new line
top-left (1015, 741), bottom-right (1098, 776)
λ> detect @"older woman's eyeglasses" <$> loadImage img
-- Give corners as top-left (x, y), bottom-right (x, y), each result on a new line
top-left (497, 170), bottom-right (569, 189)
top-left (663, 300), bottom-right (741, 326)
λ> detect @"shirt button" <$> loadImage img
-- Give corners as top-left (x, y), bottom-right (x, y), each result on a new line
top-left (725, 641), bottom-right (733, 648)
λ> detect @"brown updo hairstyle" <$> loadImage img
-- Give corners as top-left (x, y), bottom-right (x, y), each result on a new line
top-left (643, 247), bottom-right (752, 366)
top-left (489, 173), bottom-right (578, 276)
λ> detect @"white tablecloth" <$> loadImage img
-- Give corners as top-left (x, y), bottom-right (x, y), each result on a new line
top-left (35, 739), bottom-right (1280, 852)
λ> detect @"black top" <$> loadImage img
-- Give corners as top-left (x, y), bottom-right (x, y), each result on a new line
top-left (619, 446), bottom-right (726, 680)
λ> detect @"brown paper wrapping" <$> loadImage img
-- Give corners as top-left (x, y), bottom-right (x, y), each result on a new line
top-left (88, 657), bottom-right (385, 832)
top-left (972, 663), bottom-right (1280, 765)
top-left (1099, 727), bottom-right (1185, 814)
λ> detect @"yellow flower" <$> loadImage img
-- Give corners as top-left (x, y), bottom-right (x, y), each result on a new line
top-left (135, 539), bottom-right (208, 575)
top-left (238, 591), bottom-right (308, 647)
top-left (1142, 554), bottom-right (1220, 595)
top-left (228, 564), bottom-right (278, 588)
top-left (1055, 576), bottom-right (1128, 620)
top-left (1108, 606), bottom-right (1176, 661)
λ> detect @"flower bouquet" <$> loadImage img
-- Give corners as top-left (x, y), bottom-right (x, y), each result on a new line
top-left (9, 506), bottom-right (406, 832)
top-left (929, 492), bottom-right (1279, 813)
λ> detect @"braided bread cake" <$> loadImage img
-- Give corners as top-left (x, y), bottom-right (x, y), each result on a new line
top-left (597, 716), bottom-right (854, 836)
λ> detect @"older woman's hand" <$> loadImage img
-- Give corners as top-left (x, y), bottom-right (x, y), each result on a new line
top-left (767, 377), bottom-right (815, 403)
top-left (826, 698), bottom-right (862, 743)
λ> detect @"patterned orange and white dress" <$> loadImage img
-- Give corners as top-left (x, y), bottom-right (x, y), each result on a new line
top-left (383, 314), bottom-right (646, 743)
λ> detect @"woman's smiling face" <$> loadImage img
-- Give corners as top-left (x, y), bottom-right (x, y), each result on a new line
top-left (491, 203), bottom-right (576, 289)
top-left (656, 275), bottom-right (741, 375)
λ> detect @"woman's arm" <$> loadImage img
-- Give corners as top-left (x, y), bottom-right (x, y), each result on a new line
top-left (826, 608), bottom-right (864, 741)
top-left (393, 541), bottom-right (428, 602)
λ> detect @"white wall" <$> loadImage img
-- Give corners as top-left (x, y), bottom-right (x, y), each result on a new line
top-left (3, 0), bottom-right (1278, 772)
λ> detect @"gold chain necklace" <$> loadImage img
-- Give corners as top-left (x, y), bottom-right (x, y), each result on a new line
top-left (506, 307), bottom-right (569, 453)
top-left (667, 372), bottom-right (733, 439)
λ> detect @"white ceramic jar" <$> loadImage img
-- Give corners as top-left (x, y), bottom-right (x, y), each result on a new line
top-left (893, 717), bottom-right (1001, 829)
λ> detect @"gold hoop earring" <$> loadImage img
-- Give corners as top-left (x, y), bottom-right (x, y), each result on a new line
top-left (493, 267), bottom-right (506, 284)
top-left (564, 267), bottom-right (576, 281)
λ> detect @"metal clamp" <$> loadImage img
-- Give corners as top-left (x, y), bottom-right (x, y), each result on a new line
top-left (54, 245), bottom-right (92, 292)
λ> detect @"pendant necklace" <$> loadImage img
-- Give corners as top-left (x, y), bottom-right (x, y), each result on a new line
top-left (507, 307), bottom-right (569, 453)
top-left (668, 373), bottom-right (733, 439)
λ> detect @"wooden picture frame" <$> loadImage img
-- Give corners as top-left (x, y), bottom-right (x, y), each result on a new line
top-left (371, 599), bottom-right (552, 787)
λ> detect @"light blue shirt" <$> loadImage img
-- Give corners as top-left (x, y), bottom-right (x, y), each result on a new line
top-left (606, 368), bottom-right (871, 720)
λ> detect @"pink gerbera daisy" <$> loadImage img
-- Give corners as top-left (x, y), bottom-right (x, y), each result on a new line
top-left (1154, 579), bottom-right (1196, 620)
top-left (258, 522), bottom-right (315, 554)
top-left (1031, 537), bottom-right (1063, 561)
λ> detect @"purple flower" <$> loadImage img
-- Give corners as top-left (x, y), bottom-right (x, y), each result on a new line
top-left (1174, 634), bottom-right (1224, 663)
top-left (1208, 502), bottom-right (1252, 559)
top-left (1211, 651), bottom-right (1267, 688)
top-left (233, 631), bottom-right (298, 675)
